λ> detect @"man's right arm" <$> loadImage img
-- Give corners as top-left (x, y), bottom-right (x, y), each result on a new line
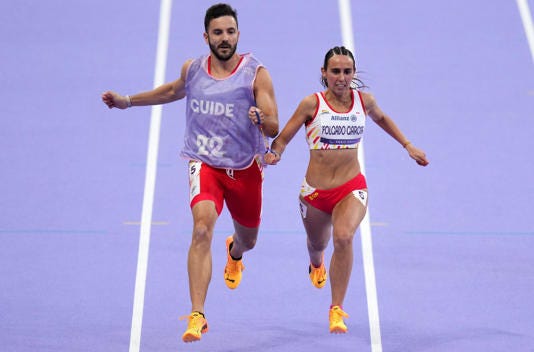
top-left (102, 60), bottom-right (192, 109)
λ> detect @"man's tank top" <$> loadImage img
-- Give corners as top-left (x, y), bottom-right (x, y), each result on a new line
top-left (181, 53), bottom-right (265, 169)
top-left (305, 90), bottom-right (366, 149)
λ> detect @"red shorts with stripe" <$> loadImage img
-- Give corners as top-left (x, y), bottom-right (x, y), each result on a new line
top-left (188, 159), bottom-right (264, 228)
top-left (300, 173), bottom-right (367, 214)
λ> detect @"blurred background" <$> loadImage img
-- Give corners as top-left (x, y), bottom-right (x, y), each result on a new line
top-left (1, 1), bottom-right (533, 351)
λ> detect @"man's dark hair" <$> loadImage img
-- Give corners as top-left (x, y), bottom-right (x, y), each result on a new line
top-left (204, 3), bottom-right (238, 31)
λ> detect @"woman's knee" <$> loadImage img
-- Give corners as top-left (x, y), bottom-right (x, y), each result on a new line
top-left (332, 230), bottom-right (354, 249)
top-left (237, 235), bottom-right (257, 250)
top-left (307, 235), bottom-right (329, 252)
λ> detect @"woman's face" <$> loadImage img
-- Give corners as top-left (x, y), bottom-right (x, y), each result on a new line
top-left (322, 54), bottom-right (355, 95)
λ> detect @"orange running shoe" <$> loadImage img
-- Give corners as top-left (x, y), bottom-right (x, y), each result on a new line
top-left (224, 236), bottom-right (244, 289)
top-left (309, 259), bottom-right (327, 288)
top-left (329, 305), bottom-right (349, 333)
top-left (181, 312), bottom-right (208, 342)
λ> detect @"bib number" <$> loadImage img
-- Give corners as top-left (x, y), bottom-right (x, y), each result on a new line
top-left (196, 134), bottom-right (225, 157)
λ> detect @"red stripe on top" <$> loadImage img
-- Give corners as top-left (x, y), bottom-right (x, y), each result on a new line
top-left (357, 90), bottom-right (367, 116)
top-left (320, 90), bottom-right (354, 113)
top-left (207, 55), bottom-right (245, 77)
top-left (306, 93), bottom-right (321, 127)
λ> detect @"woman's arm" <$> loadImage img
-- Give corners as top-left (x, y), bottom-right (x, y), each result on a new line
top-left (265, 93), bottom-right (316, 164)
top-left (363, 92), bottom-right (429, 166)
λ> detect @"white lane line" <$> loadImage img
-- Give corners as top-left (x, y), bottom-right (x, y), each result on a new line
top-left (337, 1), bottom-right (383, 351)
top-left (517, 0), bottom-right (534, 63)
top-left (129, 1), bottom-right (173, 351)
top-left (123, 221), bottom-right (170, 226)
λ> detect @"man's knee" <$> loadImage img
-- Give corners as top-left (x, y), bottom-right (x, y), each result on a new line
top-left (191, 223), bottom-right (213, 249)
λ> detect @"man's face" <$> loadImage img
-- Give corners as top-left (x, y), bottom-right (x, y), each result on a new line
top-left (204, 16), bottom-right (239, 61)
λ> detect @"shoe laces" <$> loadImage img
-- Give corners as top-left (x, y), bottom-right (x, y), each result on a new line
top-left (310, 263), bottom-right (326, 278)
top-left (330, 306), bottom-right (349, 321)
top-left (226, 257), bottom-right (244, 273)
top-left (180, 312), bottom-right (205, 328)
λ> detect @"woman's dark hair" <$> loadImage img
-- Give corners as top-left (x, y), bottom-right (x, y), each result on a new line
top-left (204, 3), bottom-right (238, 31)
top-left (321, 46), bottom-right (367, 89)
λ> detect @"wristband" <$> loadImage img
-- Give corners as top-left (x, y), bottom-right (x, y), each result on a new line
top-left (268, 149), bottom-right (280, 158)
top-left (402, 141), bottom-right (411, 148)
top-left (125, 95), bottom-right (132, 108)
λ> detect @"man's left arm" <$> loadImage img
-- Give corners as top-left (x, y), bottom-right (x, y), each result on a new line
top-left (253, 67), bottom-right (279, 137)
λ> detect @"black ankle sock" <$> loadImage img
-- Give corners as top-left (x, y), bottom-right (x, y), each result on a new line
top-left (228, 242), bottom-right (242, 261)
top-left (193, 311), bottom-right (205, 318)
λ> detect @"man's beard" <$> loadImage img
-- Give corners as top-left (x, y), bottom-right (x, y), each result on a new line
top-left (209, 41), bottom-right (237, 61)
